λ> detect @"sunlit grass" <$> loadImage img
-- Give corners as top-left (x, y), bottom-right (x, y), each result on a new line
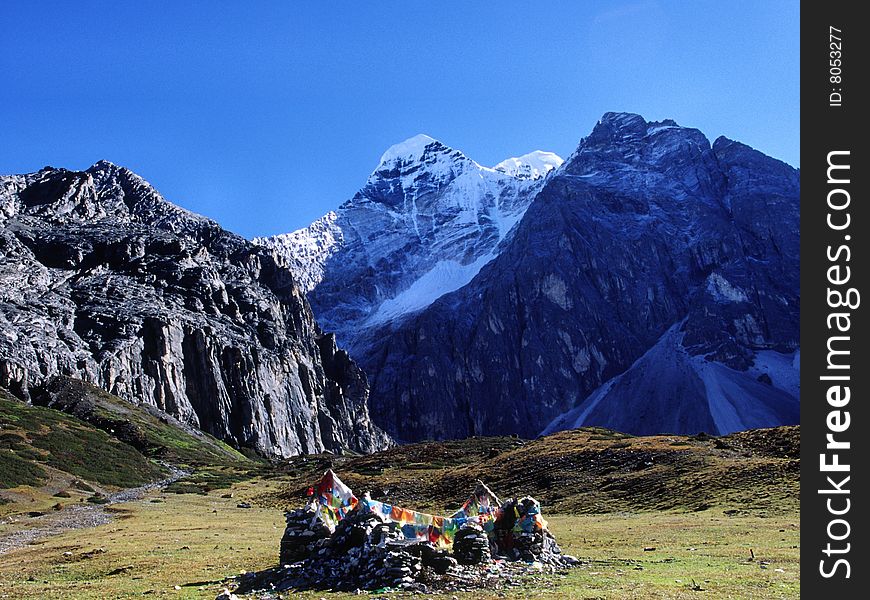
top-left (0, 477), bottom-right (798, 599)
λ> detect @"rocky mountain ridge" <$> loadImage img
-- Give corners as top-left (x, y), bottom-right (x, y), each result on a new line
top-left (0, 161), bottom-right (390, 457)
top-left (0, 112), bottom-right (799, 450)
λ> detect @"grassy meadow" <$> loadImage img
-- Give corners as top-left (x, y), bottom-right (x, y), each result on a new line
top-left (1, 383), bottom-right (800, 598)
top-left (0, 476), bottom-right (799, 599)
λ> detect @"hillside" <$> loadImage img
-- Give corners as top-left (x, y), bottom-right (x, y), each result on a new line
top-left (258, 425), bottom-right (799, 516)
top-left (1, 387), bottom-right (163, 490)
top-left (0, 382), bottom-right (251, 514)
top-left (30, 376), bottom-right (248, 466)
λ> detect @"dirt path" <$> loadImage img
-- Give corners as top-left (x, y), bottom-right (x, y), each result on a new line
top-left (0, 467), bottom-right (188, 555)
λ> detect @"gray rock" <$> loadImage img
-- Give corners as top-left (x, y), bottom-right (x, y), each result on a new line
top-left (0, 162), bottom-right (391, 457)
top-left (453, 523), bottom-right (491, 565)
top-left (263, 497), bottom-right (573, 594)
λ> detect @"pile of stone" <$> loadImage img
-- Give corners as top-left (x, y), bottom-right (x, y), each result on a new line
top-left (453, 522), bottom-right (492, 565)
top-left (402, 540), bottom-right (457, 575)
top-left (291, 506), bottom-right (420, 591)
top-left (278, 505), bottom-right (330, 565)
top-left (490, 496), bottom-right (570, 565)
top-left (227, 492), bottom-right (578, 598)
top-left (241, 508), bottom-right (430, 593)
top-left (513, 531), bottom-right (549, 562)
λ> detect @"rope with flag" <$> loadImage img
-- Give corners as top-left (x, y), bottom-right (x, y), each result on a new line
top-left (307, 471), bottom-right (546, 548)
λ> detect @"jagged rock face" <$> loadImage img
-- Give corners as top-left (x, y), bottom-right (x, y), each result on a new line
top-left (358, 113), bottom-right (799, 440)
top-left (0, 162), bottom-right (390, 457)
top-left (255, 135), bottom-right (562, 354)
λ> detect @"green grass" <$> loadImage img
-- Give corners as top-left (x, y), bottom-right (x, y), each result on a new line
top-left (537, 511), bottom-right (799, 599)
top-left (164, 465), bottom-right (266, 495)
top-left (0, 476), bottom-right (799, 599)
top-left (0, 395), bottom-right (165, 489)
top-left (32, 377), bottom-right (250, 467)
top-left (33, 427), bottom-right (163, 488)
top-left (0, 449), bottom-right (48, 488)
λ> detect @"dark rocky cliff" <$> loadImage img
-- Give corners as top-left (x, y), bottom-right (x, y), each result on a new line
top-left (0, 161), bottom-right (391, 457)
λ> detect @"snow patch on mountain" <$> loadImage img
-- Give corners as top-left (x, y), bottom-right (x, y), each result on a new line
top-left (378, 134), bottom-right (439, 165)
top-left (367, 253), bottom-right (495, 327)
top-left (494, 151), bottom-right (563, 180)
top-left (253, 211), bottom-right (342, 293)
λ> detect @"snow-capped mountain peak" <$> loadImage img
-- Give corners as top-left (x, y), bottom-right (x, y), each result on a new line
top-left (378, 133), bottom-right (440, 165)
top-left (369, 133), bottom-right (477, 188)
top-left (252, 114), bottom-right (798, 442)
top-left (258, 136), bottom-right (562, 350)
top-left (494, 150), bottom-right (564, 180)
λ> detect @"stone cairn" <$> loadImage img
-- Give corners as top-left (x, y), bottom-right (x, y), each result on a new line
top-left (274, 505), bottom-right (450, 592)
top-left (494, 496), bottom-right (569, 566)
top-left (453, 522), bottom-right (492, 565)
top-left (279, 504), bottom-right (330, 565)
top-left (231, 493), bottom-right (577, 597)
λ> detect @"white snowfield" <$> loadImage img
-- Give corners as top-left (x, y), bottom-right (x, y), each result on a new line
top-left (368, 253), bottom-right (495, 327)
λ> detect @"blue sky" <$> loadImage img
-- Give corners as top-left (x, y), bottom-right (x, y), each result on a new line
top-left (1, 1), bottom-right (799, 237)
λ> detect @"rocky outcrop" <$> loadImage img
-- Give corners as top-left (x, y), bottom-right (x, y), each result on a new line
top-left (0, 162), bottom-right (390, 457)
top-left (357, 113), bottom-right (799, 440)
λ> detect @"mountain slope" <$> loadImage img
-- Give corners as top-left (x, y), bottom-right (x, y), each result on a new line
top-left (263, 425), bottom-right (800, 516)
top-left (356, 113), bottom-right (799, 440)
top-left (0, 379), bottom-right (259, 517)
top-left (254, 136), bottom-right (562, 353)
top-left (30, 376), bottom-right (247, 465)
top-left (541, 326), bottom-right (799, 436)
top-left (0, 162), bottom-right (390, 457)
top-left (1, 385), bottom-right (166, 493)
